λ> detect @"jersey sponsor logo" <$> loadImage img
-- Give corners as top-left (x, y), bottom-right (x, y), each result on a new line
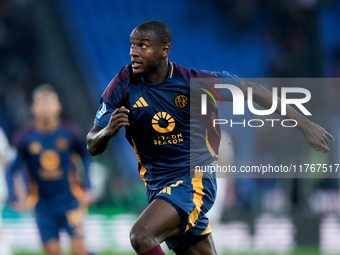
top-left (174, 94), bottom-right (188, 108)
top-left (133, 97), bottom-right (149, 108)
top-left (40, 150), bottom-right (60, 171)
top-left (152, 112), bottom-right (175, 133)
top-left (153, 133), bottom-right (184, 145)
top-left (96, 103), bottom-right (107, 119)
top-left (151, 112), bottom-right (184, 145)
top-left (39, 149), bottom-right (63, 179)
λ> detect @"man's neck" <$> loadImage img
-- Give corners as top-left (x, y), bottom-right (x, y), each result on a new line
top-left (142, 61), bottom-right (169, 84)
top-left (34, 118), bottom-right (60, 132)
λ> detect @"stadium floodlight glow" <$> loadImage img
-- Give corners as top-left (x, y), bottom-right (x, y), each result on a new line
top-left (201, 84), bottom-right (312, 116)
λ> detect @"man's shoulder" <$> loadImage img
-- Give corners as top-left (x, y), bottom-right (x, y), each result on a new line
top-left (171, 62), bottom-right (240, 90)
top-left (172, 63), bottom-right (220, 80)
top-left (116, 65), bottom-right (133, 81)
top-left (103, 65), bottom-right (133, 100)
top-left (12, 123), bottom-right (35, 146)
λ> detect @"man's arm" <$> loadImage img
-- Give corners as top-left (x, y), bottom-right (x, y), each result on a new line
top-left (240, 79), bottom-right (334, 153)
top-left (0, 128), bottom-right (11, 168)
top-left (87, 106), bottom-right (130, 156)
top-left (5, 151), bottom-right (26, 212)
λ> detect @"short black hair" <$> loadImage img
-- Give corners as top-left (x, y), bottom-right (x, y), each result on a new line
top-left (134, 20), bottom-right (172, 46)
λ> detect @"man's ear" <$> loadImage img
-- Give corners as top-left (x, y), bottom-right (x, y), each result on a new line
top-left (161, 44), bottom-right (171, 58)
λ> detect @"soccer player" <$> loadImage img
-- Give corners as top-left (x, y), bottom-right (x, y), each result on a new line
top-left (86, 20), bottom-right (334, 254)
top-left (6, 85), bottom-right (94, 255)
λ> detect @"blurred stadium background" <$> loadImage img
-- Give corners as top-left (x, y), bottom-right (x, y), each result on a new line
top-left (1, 0), bottom-right (340, 254)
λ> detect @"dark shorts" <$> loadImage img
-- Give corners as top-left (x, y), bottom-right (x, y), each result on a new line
top-left (147, 172), bottom-right (217, 252)
top-left (35, 207), bottom-right (84, 244)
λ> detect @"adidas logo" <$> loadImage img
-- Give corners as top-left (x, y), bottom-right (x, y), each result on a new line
top-left (133, 97), bottom-right (149, 108)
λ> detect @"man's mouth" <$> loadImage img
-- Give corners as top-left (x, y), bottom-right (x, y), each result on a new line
top-left (132, 61), bottom-right (142, 69)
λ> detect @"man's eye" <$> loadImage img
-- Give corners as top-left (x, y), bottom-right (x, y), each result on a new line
top-left (141, 44), bottom-right (147, 48)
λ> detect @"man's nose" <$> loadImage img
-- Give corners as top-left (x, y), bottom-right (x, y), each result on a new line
top-left (130, 46), bottom-right (139, 57)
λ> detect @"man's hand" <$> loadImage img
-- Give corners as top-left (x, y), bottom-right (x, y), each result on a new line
top-left (11, 200), bottom-right (26, 212)
top-left (302, 121), bottom-right (334, 153)
top-left (87, 106), bottom-right (130, 156)
top-left (82, 190), bottom-right (95, 207)
top-left (104, 106), bottom-right (130, 137)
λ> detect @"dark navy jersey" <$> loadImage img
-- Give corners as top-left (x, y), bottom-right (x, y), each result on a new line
top-left (6, 121), bottom-right (91, 214)
top-left (94, 62), bottom-right (241, 190)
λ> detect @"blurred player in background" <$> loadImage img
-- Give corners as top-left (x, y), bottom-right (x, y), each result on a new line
top-left (0, 126), bottom-right (13, 255)
top-left (6, 85), bottom-right (95, 255)
top-left (87, 20), bottom-right (333, 254)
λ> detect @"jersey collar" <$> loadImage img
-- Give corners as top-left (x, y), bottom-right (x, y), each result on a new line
top-left (168, 61), bottom-right (174, 79)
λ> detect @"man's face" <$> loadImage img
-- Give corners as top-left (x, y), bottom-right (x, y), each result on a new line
top-left (129, 29), bottom-right (165, 76)
top-left (31, 91), bottom-right (62, 121)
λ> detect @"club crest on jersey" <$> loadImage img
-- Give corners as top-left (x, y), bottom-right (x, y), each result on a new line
top-left (96, 103), bottom-right (107, 119)
top-left (56, 138), bottom-right (69, 151)
top-left (28, 141), bottom-right (42, 154)
top-left (174, 94), bottom-right (188, 108)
